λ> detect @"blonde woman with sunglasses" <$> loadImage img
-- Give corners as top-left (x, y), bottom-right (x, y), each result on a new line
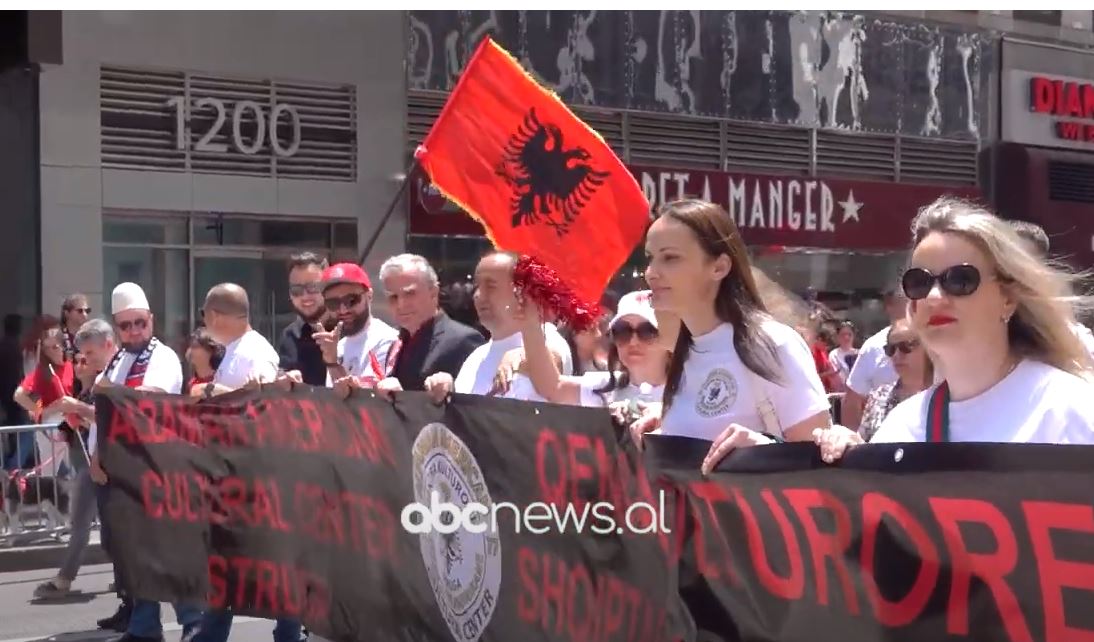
top-left (815, 197), bottom-right (1094, 461)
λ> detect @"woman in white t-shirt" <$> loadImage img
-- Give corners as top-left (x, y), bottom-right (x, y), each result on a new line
top-left (828, 321), bottom-right (858, 387)
top-left (815, 196), bottom-right (1094, 461)
top-left (514, 290), bottom-right (668, 414)
top-left (634, 199), bottom-right (832, 474)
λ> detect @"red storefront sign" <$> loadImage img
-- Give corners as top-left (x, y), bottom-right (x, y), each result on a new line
top-left (1029, 75), bottom-right (1094, 143)
top-left (408, 164), bottom-right (981, 251)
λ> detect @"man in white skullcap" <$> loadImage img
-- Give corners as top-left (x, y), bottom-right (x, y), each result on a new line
top-left (92, 282), bottom-right (199, 642)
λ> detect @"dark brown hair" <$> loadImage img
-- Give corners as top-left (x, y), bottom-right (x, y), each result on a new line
top-left (189, 328), bottom-right (226, 371)
top-left (288, 251), bottom-right (328, 272)
top-left (658, 200), bottom-right (781, 412)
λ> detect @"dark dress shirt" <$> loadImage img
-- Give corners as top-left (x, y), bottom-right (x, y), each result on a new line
top-left (391, 312), bottom-right (485, 391)
top-left (277, 318), bottom-right (328, 386)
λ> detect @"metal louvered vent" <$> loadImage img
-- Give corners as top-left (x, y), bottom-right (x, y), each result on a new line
top-left (899, 137), bottom-right (979, 185)
top-left (406, 90), bottom-right (447, 156)
top-left (628, 113), bottom-right (720, 168)
top-left (1048, 161), bottom-right (1094, 203)
top-left (101, 66), bottom-right (356, 181)
top-left (724, 122), bottom-right (810, 174)
top-left (573, 106), bottom-right (624, 157)
top-left (816, 130), bottom-right (896, 180)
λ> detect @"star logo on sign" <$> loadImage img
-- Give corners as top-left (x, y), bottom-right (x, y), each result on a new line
top-left (839, 190), bottom-right (864, 223)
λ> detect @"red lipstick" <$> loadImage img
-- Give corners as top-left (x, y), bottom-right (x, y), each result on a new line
top-left (928, 315), bottom-right (956, 327)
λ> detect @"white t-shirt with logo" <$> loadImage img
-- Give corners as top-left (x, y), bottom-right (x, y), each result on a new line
top-left (214, 329), bottom-right (280, 389)
top-left (89, 341), bottom-right (183, 455)
top-left (325, 317), bottom-right (399, 386)
top-left (577, 371), bottom-right (664, 408)
top-left (845, 326), bottom-right (898, 396)
top-left (454, 325), bottom-right (573, 396)
top-left (872, 359), bottom-right (1094, 444)
top-left (659, 320), bottom-right (830, 441)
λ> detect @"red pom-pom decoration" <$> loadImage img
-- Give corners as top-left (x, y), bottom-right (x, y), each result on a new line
top-left (512, 255), bottom-right (603, 332)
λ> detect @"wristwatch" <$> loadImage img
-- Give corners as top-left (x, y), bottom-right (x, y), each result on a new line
top-left (202, 382), bottom-right (215, 400)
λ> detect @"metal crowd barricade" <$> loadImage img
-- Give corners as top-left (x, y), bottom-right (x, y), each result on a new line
top-left (0, 422), bottom-right (86, 547)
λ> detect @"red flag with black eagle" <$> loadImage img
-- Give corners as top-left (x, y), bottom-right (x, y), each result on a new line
top-left (414, 37), bottom-right (649, 325)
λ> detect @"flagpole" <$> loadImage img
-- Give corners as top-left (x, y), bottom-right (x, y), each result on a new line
top-left (357, 160), bottom-right (418, 266)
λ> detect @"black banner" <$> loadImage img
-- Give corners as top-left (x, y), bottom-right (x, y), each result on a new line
top-left (96, 387), bottom-right (1094, 642)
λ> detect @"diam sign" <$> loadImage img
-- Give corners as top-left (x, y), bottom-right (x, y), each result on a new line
top-left (494, 108), bottom-right (610, 236)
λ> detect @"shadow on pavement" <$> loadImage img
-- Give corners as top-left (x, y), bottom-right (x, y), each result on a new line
top-left (16, 631), bottom-right (116, 642)
top-left (27, 590), bottom-right (102, 605)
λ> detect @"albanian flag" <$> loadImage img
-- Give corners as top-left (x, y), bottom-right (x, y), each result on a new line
top-left (414, 36), bottom-right (649, 309)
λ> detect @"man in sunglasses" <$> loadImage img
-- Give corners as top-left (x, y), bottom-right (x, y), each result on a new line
top-left (315, 262), bottom-right (399, 387)
top-left (92, 283), bottom-right (201, 642)
top-left (277, 252), bottom-right (330, 386)
top-left (843, 282), bottom-right (907, 430)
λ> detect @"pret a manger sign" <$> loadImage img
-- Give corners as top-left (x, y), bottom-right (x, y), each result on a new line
top-left (1029, 75), bottom-right (1094, 143)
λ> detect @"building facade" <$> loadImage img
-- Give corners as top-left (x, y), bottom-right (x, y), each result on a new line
top-left (37, 11), bottom-right (407, 353)
top-left (404, 10), bottom-right (993, 330)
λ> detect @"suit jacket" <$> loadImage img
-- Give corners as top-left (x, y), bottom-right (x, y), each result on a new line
top-left (391, 312), bottom-right (485, 391)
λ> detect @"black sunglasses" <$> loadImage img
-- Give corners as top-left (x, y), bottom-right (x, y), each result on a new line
top-left (610, 320), bottom-right (658, 344)
top-left (289, 282), bottom-right (322, 297)
top-left (325, 292), bottom-right (363, 312)
top-left (901, 264), bottom-right (981, 300)
top-left (117, 318), bottom-right (148, 332)
top-left (883, 339), bottom-right (920, 357)
top-left (69, 307), bottom-right (91, 314)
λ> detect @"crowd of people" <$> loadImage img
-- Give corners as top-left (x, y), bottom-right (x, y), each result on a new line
top-left (3, 194), bottom-right (1094, 641)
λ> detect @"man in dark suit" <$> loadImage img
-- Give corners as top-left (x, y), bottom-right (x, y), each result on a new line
top-left (377, 254), bottom-right (485, 392)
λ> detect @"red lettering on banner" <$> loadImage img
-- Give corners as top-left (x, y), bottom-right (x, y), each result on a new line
top-left (141, 470), bottom-right (163, 518)
top-left (254, 559), bottom-right (278, 613)
top-left (350, 406), bottom-right (396, 467)
top-left (231, 556), bottom-right (254, 606)
top-left (518, 547), bottom-right (539, 623)
top-left (536, 429), bottom-right (566, 507)
top-left (1031, 77), bottom-right (1055, 113)
top-left (784, 488), bottom-right (861, 614)
top-left (517, 547), bottom-right (668, 642)
top-left (929, 497), bottom-right (1034, 642)
top-left (567, 564), bottom-right (596, 642)
top-left (733, 488), bottom-right (805, 601)
top-left (253, 478), bottom-right (292, 532)
top-left (109, 404), bottom-right (142, 445)
top-left (207, 554), bottom-right (329, 621)
top-left (689, 481), bottom-right (736, 584)
top-left (1022, 501), bottom-right (1094, 642)
top-left (1054, 80), bottom-right (1067, 116)
top-left (214, 477), bottom-right (249, 527)
top-left (565, 433), bottom-right (595, 514)
top-left (1085, 84), bottom-right (1094, 119)
top-left (542, 551), bottom-right (567, 634)
top-left (860, 492), bottom-right (940, 626)
top-left (208, 555), bottom-right (229, 608)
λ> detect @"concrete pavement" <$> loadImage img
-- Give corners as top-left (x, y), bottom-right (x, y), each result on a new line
top-left (0, 564), bottom-right (272, 642)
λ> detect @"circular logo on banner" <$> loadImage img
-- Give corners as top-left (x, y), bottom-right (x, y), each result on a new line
top-left (411, 423), bottom-right (501, 642)
top-left (695, 368), bottom-right (738, 418)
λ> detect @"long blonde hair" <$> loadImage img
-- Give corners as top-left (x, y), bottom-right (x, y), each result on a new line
top-left (910, 197), bottom-right (1094, 379)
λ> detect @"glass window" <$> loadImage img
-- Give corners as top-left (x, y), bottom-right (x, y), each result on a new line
top-left (408, 235), bottom-right (492, 285)
top-left (104, 214), bottom-right (188, 245)
top-left (192, 216), bottom-right (331, 248)
top-left (334, 222), bottom-right (358, 250)
top-left (1013, 10), bottom-right (1061, 26)
top-left (103, 245), bottom-right (191, 360)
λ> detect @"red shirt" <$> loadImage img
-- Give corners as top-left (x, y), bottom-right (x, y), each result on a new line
top-left (188, 374), bottom-right (214, 394)
top-left (20, 361), bottom-right (75, 421)
top-left (810, 341), bottom-right (836, 393)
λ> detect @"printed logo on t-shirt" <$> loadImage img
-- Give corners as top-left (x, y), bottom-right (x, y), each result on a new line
top-left (695, 368), bottom-right (738, 418)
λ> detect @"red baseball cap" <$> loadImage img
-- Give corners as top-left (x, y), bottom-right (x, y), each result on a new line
top-left (322, 263), bottom-right (371, 292)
